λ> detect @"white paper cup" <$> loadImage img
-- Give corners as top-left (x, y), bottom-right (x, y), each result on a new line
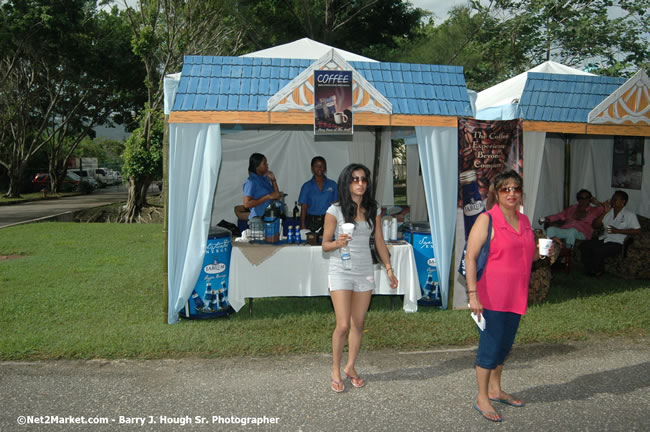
top-left (538, 238), bottom-right (553, 256)
top-left (341, 223), bottom-right (355, 238)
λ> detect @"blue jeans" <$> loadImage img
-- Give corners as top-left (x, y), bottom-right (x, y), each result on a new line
top-left (475, 309), bottom-right (521, 370)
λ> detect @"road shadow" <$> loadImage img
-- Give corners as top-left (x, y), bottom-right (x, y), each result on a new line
top-left (365, 343), bottom-right (578, 382)
top-left (518, 361), bottom-right (650, 403)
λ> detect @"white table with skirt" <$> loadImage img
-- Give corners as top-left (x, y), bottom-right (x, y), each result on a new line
top-left (228, 242), bottom-right (421, 313)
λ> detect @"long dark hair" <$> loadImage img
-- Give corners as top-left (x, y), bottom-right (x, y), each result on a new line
top-left (336, 163), bottom-right (377, 230)
top-left (248, 153), bottom-right (265, 174)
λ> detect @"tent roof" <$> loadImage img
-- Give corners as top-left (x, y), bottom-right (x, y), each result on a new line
top-left (241, 37), bottom-right (378, 63)
top-left (172, 55), bottom-right (472, 117)
top-left (475, 61), bottom-right (594, 112)
top-left (519, 72), bottom-right (626, 122)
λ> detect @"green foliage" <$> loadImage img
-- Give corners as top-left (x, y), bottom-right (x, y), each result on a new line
top-left (75, 137), bottom-right (125, 166)
top-left (395, 0), bottom-right (649, 90)
top-left (234, 0), bottom-right (426, 61)
top-left (0, 0), bottom-right (145, 196)
top-left (0, 223), bottom-right (647, 360)
top-left (394, 6), bottom-right (515, 90)
top-left (121, 108), bottom-right (163, 181)
top-left (491, 0), bottom-right (649, 76)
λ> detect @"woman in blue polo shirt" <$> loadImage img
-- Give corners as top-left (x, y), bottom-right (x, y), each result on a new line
top-left (243, 153), bottom-right (281, 219)
top-left (299, 156), bottom-right (338, 231)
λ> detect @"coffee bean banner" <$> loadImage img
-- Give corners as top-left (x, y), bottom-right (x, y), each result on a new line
top-left (457, 118), bottom-right (523, 207)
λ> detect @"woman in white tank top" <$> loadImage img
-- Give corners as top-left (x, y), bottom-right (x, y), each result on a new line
top-left (321, 163), bottom-right (397, 393)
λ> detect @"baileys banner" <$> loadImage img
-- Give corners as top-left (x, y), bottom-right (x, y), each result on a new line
top-left (457, 118), bottom-right (523, 233)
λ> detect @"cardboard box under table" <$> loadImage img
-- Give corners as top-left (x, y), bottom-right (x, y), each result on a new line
top-left (228, 242), bottom-right (421, 312)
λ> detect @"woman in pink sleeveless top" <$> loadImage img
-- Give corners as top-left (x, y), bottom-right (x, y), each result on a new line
top-left (465, 170), bottom-right (538, 422)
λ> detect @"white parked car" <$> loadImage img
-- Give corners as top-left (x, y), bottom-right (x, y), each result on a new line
top-left (68, 169), bottom-right (99, 189)
top-left (113, 170), bottom-right (123, 184)
top-left (106, 169), bottom-right (119, 185)
top-left (95, 168), bottom-right (117, 185)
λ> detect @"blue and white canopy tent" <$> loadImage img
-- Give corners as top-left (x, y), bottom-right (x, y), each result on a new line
top-left (475, 67), bottom-right (650, 225)
top-left (162, 39), bottom-right (473, 323)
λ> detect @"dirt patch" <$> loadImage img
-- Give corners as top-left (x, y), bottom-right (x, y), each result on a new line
top-left (0, 255), bottom-right (25, 261)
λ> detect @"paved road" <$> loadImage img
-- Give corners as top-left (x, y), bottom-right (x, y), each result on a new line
top-left (0, 185), bottom-right (131, 228)
top-left (1, 337), bottom-right (648, 431)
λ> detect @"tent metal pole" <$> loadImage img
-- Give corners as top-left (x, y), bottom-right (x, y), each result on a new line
top-left (564, 134), bottom-right (571, 209)
top-left (162, 114), bottom-right (170, 324)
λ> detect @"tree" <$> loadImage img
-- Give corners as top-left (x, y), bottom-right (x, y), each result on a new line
top-left (233, 0), bottom-right (426, 61)
top-left (0, 0), bottom-right (145, 196)
top-left (393, 3), bottom-right (519, 90)
top-left (43, 7), bottom-right (146, 193)
top-left (119, 0), bottom-right (245, 222)
top-left (488, 0), bottom-right (649, 76)
top-left (394, 0), bottom-right (649, 91)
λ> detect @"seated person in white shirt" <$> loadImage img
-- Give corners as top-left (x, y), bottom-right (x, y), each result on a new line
top-left (579, 190), bottom-right (641, 277)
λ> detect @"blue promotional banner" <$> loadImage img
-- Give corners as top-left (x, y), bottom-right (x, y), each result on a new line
top-left (181, 231), bottom-right (232, 319)
top-left (404, 225), bottom-right (442, 307)
top-left (314, 70), bottom-right (353, 135)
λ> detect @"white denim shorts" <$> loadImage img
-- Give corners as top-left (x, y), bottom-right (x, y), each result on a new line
top-left (328, 274), bottom-right (375, 293)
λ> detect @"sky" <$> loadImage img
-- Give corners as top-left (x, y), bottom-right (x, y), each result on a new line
top-left (409, 0), bottom-right (471, 20)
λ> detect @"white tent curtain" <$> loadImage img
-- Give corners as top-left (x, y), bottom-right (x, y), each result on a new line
top-left (347, 128), bottom-right (393, 205)
top-left (406, 144), bottom-right (428, 222)
top-left (530, 134), bottom-right (564, 228)
top-left (530, 134), bottom-right (650, 226)
top-left (569, 136), bottom-right (649, 218)
top-left (209, 128), bottom-right (393, 227)
top-left (163, 73), bottom-right (181, 115)
top-left (522, 131), bottom-right (547, 221)
top-left (168, 123), bottom-right (222, 324)
top-left (415, 126), bottom-right (458, 310)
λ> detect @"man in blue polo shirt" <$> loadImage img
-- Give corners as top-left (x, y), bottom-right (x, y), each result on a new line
top-left (243, 153), bottom-right (281, 219)
top-left (299, 156), bottom-right (338, 231)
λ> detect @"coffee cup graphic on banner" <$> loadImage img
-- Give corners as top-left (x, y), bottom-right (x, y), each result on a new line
top-left (334, 112), bottom-right (348, 124)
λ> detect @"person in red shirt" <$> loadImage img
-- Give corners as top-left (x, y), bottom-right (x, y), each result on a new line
top-left (466, 170), bottom-right (540, 423)
top-left (539, 189), bottom-right (604, 247)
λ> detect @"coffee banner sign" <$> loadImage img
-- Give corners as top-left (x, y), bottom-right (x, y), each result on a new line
top-left (457, 118), bottom-right (522, 236)
top-left (314, 70), bottom-right (353, 135)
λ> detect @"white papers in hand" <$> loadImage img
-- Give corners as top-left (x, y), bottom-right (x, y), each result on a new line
top-left (468, 304), bottom-right (486, 331)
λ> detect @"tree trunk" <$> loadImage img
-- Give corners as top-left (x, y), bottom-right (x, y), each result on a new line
top-left (4, 164), bottom-right (24, 198)
top-left (122, 177), bottom-right (151, 223)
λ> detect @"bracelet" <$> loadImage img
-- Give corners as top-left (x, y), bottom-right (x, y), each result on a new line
top-left (386, 267), bottom-right (393, 273)
top-left (467, 290), bottom-right (477, 295)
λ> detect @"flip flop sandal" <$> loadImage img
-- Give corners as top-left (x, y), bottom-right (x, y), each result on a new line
top-left (330, 376), bottom-right (345, 393)
top-left (489, 397), bottom-right (525, 407)
top-left (474, 404), bottom-right (502, 422)
top-left (345, 372), bottom-right (365, 388)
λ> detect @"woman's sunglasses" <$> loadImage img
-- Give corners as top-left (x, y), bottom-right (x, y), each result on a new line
top-left (351, 176), bottom-right (368, 184)
top-left (499, 186), bottom-right (522, 194)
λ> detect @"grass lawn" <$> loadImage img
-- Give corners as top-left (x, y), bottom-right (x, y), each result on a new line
top-left (0, 222), bottom-right (648, 360)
